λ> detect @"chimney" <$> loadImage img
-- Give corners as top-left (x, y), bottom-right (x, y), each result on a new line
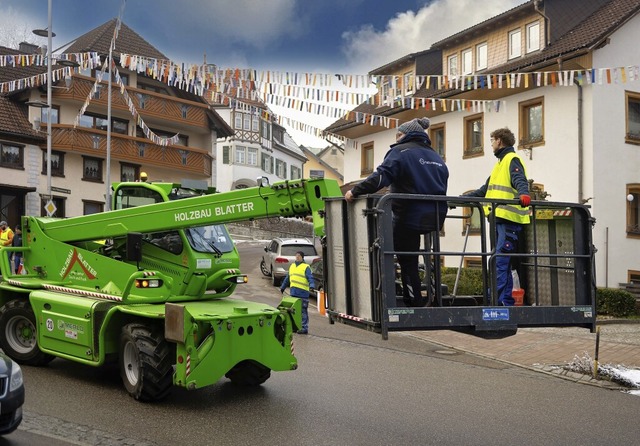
top-left (18, 42), bottom-right (40, 54)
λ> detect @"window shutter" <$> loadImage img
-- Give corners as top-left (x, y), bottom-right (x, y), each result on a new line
top-left (223, 146), bottom-right (230, 164)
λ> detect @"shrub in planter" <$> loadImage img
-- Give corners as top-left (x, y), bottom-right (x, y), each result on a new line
top-left (441, 267), bottom-right (484, 296)
top-left (596, 288), bottom-right (636, 317)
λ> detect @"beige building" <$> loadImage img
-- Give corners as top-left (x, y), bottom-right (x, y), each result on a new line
top-left (300, 146), bottom-right (343, 186)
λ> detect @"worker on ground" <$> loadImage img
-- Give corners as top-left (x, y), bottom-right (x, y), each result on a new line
top-left (280, 251), bottom-right (315, 334)
top-left (463, 127), bottom-right (530, 306)
top-left (344, 117), bottom-right (449, 307)
top-left (0, 221), bottom-right (14, 247)
top-left (11, 224), bottom-right (22, 274)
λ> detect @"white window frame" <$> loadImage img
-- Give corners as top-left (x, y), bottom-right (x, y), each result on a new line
top-left (461, 49), bottom-right (473, 75)
top-left (275, 159), bottom-right (286, 178)
top-left (243, 115), bottom-right (251, 131)
top-left (252, 115), bottom-right (259, 132)
top-left (234, 113), bottom-right (242, 129)
top-left (247, 147), bottom-right (258, 166)
top-left (403, 70), bottom-right (414, 94)
top-left (476, 42), bottom-right (488, 71)
top-left (526, 22), bottom-right (540, 53)
top-left (509, 29), bottom-right (522, 59)
top-left (382, 81), bottom-right (391, 104)
top-left (235, 146), bottom-right (246, 164)
top-left (291, 165), bottom-right (301, 180)
top-left (447, 54), bottom-right (458, 77)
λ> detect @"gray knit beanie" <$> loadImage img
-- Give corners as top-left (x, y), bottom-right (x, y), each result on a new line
top-left (398, 117), bottom-right (430, 135)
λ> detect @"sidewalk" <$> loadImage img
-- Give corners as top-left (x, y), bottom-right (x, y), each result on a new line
top-left (404, 320), bottom-right (640, 389)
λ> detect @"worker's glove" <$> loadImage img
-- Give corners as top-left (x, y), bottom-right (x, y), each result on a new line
top-left (280, 289), bottom-right (285, 294)
top-left (519, 194), bottom-right (531, 207)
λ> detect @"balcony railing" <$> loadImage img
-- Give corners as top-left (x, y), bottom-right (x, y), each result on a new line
top-left (51, 76), bottom-right (210, 128)
top-left (49, 125), bottom-right (212, 176)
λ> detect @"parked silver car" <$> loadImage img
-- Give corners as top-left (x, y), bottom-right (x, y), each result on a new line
top-left (260, 238), bottom-right (319, 286)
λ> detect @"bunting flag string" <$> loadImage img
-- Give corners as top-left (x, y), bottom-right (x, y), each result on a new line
top-left (0, 53), bottom-right (102, 94)
top-left (4, 47), bottom-right (640, 145)
top-left (0, 51), bottom-right (101, 68)
top-left (73, 55), bottom-right (111, 127)
top-left (118, 53), bottom-right (640, 97)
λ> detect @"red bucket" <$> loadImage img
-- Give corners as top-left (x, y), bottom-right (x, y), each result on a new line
top-left (512, 288), bottom-right (525, 306)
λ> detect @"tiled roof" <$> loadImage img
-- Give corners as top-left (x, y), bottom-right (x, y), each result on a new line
top-left (369, 49), bottom-right (439, 75)
top-left (327, 0), bottom-right (640, 133)
top-left (64, 19), bottom-right (167, 60)
top-left (0, 45), bottom-right (46, 85)
top-left (489, 0), bottom-right (640, 73)
top-left (0, 96), bottom-right (46, 142)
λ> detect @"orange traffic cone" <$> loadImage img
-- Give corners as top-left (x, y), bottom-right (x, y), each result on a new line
top-left (318, 290), bottom-right (327, 317)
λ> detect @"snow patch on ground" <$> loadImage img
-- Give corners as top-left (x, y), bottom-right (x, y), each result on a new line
top-left (566, 352), bottom-right (640, 395)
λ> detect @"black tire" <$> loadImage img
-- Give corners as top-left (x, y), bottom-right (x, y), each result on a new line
top-left (260, 259), bottom-right (270, 277)
top-left (119, 323), bottom-right (174, 402)
top-left (0, 300), bottom-right (55, 366)
top-left (271, 268), bottom-right (281, 287)
top-left (225, 360), bottom-right (271, 386)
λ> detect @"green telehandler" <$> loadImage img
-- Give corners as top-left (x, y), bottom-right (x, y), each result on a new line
top-left (0, 177), bottom-right (342, 401)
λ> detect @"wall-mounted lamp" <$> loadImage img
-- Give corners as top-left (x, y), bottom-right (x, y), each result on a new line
top-left (627, 194), bottom-right (635, 202)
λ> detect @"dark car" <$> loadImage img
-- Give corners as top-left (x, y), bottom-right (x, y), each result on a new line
top-left (0, 352), bottom-right (24, 435)
top-left (309, 257), bottom-right (324, 298)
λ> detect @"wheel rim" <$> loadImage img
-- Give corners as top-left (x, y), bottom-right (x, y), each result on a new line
top-left (5, 315), bottom-right (36, 354)
top-left (123, 341), bottom-right (139, 386)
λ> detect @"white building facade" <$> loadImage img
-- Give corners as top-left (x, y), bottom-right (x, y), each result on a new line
top-left (335, 0), bottom-right (640, 289)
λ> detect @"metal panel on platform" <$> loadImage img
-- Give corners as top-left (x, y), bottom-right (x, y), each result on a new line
top-left (325, 194), bottom-right (597, 339)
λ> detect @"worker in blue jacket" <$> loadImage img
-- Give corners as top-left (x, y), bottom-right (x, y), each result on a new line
top-left (280, 251), bottom-right (315, 334)
top-left (345, 117), bottom-right (449, 306)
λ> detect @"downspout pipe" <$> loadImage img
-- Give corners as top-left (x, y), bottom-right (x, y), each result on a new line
top-left (533, 0), bottom-right (551, 46)
top-left (575, 79), bottom-right (584, 204)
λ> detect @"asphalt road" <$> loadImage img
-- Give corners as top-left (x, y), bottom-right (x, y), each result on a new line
top-left (9, 240), bottom-right (640, 445)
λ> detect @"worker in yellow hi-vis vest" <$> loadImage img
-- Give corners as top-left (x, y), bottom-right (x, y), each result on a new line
top-left (0, 221), bottom-right (14, 247)
top-left (280, 251), bottom-right (315, 334)
top-left (463, 128), bottom-right (531, 306)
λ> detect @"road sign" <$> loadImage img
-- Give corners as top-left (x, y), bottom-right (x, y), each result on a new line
top-left (45, 200), bottom-right (57, 217)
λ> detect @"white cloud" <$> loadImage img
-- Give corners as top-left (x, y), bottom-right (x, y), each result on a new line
top-left (341, 0), bottom-right (527, 73)
top-left (165, 0), bottom-right (300, 49)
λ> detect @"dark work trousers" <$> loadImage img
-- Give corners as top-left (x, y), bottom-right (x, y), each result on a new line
top-left (495, 222), bottom-right (523, 306)
top-left (394, 224), bottom-right (428, 307)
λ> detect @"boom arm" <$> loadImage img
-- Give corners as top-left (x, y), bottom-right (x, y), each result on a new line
top-left (34, 178), bottom-right (342, 243)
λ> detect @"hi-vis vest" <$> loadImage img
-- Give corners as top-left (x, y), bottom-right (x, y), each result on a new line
top-left (0, 228), bottom-right (13, 246)
top-left (484, 152), bottom-right (530, 224)
top-left (289, 262), bottom-right (310, 292)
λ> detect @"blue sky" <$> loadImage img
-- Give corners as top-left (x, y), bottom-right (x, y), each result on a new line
top-left (0, 0), bottom-right (526, 146)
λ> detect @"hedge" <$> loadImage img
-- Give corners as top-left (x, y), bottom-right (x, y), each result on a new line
top-left (596, 288), bottom-right (637, 317)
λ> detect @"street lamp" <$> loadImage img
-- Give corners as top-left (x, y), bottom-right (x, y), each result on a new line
top-left (32, 0), bottom-right (54, 204)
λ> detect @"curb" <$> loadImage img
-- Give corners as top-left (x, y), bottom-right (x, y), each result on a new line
top-left (402, 331), bottom-right (633, 391)
top-left (596, 318), bottom-right (640, 325)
